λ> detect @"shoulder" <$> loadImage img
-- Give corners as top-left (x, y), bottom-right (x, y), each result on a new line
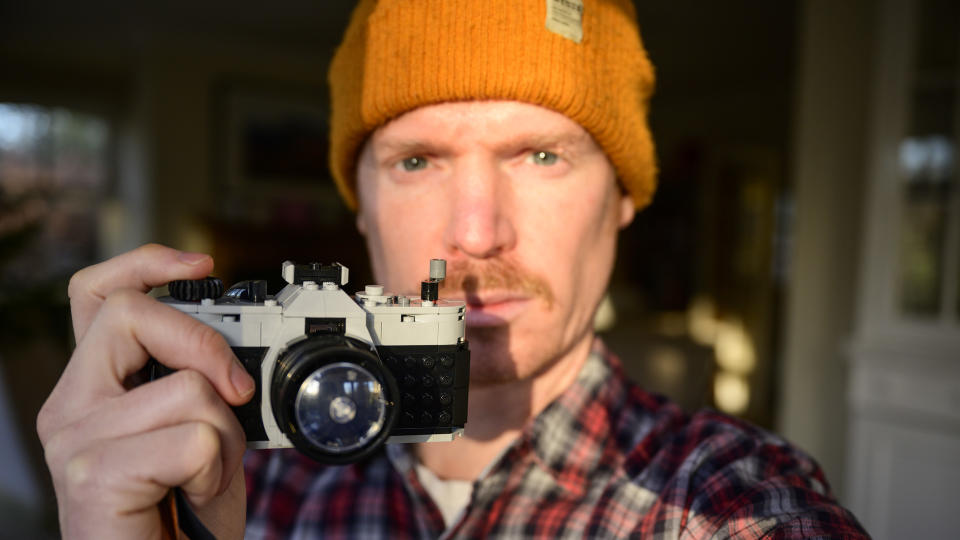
top-left (613, 386), bottom-right (869, 538)
top-left (599, 350), bottom-right (805, 486)
top-left (624, 403), bottom-right (826, 494)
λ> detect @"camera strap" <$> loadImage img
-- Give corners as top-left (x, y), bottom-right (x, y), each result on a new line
top-left (158, 489), bottom-right (217, 540)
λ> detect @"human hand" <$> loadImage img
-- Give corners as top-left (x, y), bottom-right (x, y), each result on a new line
top-left (37, 244), bottom-right (254, 539)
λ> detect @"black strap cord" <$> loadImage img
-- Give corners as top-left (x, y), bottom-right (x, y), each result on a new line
top-left (173, 488), bottom-right (217, 540)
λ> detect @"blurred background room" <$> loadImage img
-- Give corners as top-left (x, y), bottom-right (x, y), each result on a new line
top-left (1, 1), bottom-right (958, 538)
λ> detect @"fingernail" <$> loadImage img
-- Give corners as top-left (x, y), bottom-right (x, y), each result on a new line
top-left (178, 251), bottom-right (210, 265)
top-left (231, 358), bottom-right (256, 398)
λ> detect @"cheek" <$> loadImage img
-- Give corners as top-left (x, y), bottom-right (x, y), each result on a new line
top-left (359, 181), bottom-right (446, 289)
top-left (515, 178), bottom-right (619, 305)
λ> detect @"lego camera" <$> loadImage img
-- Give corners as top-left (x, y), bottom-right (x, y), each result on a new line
top-left (151, 259), bottom-right (469, 464)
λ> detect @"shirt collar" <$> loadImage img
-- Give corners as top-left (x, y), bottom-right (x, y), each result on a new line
top-left (389, 338), bottom-right (637, 498)
top-left (519, 338), bottom-right (632, 496)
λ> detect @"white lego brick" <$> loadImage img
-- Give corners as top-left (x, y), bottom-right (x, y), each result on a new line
top-left (214, 320), bottom-right (243, 346)
top-left (379, 319), bottom-right (439, 345)
top-left (386, 430), bottom-right (463, 444)
top-left (162, 259), bottom-right (467, 454)
top-left (281, 261), bottom-right (296, 284)
top-left (438, 320), bottom-right (465, 345)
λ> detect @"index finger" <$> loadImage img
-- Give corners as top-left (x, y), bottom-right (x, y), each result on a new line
top-left (43, 289), bottom-right (254, 434)
top-left (69, 244), bottom-right (215, 341)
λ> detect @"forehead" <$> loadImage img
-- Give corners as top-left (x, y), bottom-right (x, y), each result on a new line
top-left (366, 100), bottom-right (597, 152)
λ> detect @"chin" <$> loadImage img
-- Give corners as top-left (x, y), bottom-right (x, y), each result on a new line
top-left (465, 324), bottom-right (560, 387)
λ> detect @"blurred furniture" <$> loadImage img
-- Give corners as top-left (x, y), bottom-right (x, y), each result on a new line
top-left (846, 0), bottom-right (960, 537)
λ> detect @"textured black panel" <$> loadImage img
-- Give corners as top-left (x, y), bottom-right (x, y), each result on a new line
top-left (378, 341), bottom-right (469, 435)
top-left (305, 317), bottom-right (346, 335)
top-left (231, 347), bottom-right (269, 441)
top-left (168, 277), bottom-right (224, 302)
top-left (291, 262), bottom-right (344, 286)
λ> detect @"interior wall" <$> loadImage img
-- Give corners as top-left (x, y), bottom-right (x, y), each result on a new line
top-left (145, 42), bottom-right (331, 251)
top-left (778, 0), bottom-right (875, 500)
top-left (0, 1), bottom-right (353, 254)
top-left (627, 1), bottom-right (796, 428)
top-left (0, 6), bottom-right (353, 535)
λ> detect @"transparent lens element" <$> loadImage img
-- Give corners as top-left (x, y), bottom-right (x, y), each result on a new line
top-left (294, 362), bottom-right (386, 454)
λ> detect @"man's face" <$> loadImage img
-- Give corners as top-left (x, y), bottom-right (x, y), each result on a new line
top-left (355, 101), bottom-right (634, 386)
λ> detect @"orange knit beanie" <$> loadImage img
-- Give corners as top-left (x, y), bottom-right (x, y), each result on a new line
top-left (328, 0), bottom-right (657, 210)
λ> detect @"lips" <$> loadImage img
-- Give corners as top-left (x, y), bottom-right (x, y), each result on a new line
top-left (447, 292), bottom-right (532, 327)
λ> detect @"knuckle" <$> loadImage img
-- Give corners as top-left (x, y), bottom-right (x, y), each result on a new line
top-left (177, 368), bottom-right (208, 392)
top-left (63, 451), bottom-right (100, 497)
top-left (102, 288), bottom-right (142, 315)
top-left (174, 370), bottom-right (219, 408)
top-left (185, 423), bottom-right (222, 504)
top-left (187, 321), bottom-right (228, 357)
top-left (188, 488), bottom-right (215, 507)
top-left (136, 243), bottom-right (168, 260)
top-left (67, 267), bottom-right (93, 300)
top-left (139, 242), bottom-right (165, 253)
top-left (35, 402), bottom-right (56, 443)
top-left (190, 422), bottom-right (221, 460)
top-left (68, 244), bottom-right (172, 301)
top-left (41, 429), bottom-right (71, 475)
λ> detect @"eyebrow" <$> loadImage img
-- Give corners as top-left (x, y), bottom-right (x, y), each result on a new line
top-left (375, 139), bottom-right (446, 158)
top-left (490, 131), bottom-right (591, 154)
top-left (376, 130), bottom-right (592, 159)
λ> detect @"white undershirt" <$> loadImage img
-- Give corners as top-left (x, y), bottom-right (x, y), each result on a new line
top-left (414, 461), bottom-right (474, 528)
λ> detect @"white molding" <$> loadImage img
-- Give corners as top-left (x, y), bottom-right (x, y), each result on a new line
top-left (847, 418), bottom-right (960, 540)
top-left (944, 26), bottom-right (960, 323)
top-left (848, 359), bottom-right (960, 427)
top-left (846, 1), bottom-right (960, 536)
top-left (854, 0), bottom-right (916, 335)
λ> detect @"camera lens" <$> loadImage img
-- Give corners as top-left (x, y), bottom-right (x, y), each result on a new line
top-left (271, 335), bottom-right (398, 464)
top-left (293, 362), bottom-right (385, 454)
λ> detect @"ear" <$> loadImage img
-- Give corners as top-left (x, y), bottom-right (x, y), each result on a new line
top-left (618, 192), bottom-right (635, 229)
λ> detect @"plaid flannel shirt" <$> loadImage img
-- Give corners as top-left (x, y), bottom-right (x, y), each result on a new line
top-left (244, 340), bottom-right (868, 539)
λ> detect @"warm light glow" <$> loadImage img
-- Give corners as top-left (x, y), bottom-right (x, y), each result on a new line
top-left (714, 372), bottom-right (750, 415)
top-left (648, 345), bottom-right (686, 385)
top-left (180, 222), bottom-right (213, 257)
top-left (593, 293), bottom-right (617, 332)
top-left (714, 319), bottom-right (756, 375)
top-left (656, 311), bottom-right (687, 337)
top-left (687, 296), bottom-right (718, 346)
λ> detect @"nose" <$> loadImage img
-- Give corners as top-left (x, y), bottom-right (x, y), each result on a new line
top-left (443, 156), bottom-right (516, 259)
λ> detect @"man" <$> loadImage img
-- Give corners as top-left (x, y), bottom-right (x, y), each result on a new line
top-left (38, 0), bottom-right (868, 538)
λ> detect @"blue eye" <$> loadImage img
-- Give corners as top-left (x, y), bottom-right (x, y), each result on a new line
top-left (399, 156), bottom-right (428, 171)
top-left (530, 150), bottom-right (558, 166)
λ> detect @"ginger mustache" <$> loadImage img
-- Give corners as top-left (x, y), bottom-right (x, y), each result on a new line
top-left (439, 258), bottom-right (555, 309)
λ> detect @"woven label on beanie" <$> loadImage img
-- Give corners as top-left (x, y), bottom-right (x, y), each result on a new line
top-left (545, 0), bottom-right (584, 43)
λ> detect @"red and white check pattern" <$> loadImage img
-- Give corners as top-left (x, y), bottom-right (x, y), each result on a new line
top-left (245, 340), bottom-right (868, 539)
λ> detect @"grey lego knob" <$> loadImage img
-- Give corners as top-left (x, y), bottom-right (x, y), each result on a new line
top-left (429, 259), bottom-right (446, 281)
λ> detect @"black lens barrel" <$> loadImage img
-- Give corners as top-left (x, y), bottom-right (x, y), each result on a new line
top-left (271, 334), bottom-right (398, 464)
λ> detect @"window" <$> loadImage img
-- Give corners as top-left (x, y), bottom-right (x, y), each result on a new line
top-left (896, 0), bottom-right (960, 320)
top-left (0, 103), bottom-right (110, 291)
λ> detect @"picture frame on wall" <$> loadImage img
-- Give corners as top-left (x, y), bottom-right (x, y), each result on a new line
top-left (214, 81), bottom-right (346, 226)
